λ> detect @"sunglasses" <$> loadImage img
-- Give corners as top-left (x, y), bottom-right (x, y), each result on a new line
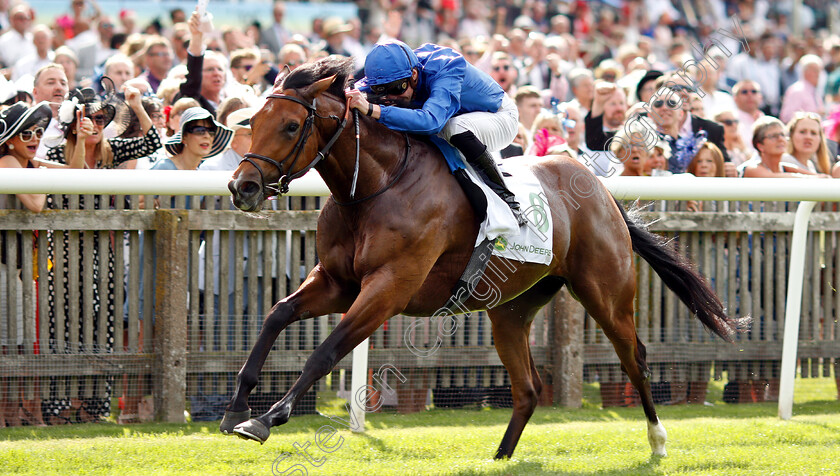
top-left (763, 132), bottom-right (788, 141)
top-left (185, 125), bottom-right (217, 136)
top-left (493, 64), bottom-right (511, 72)
top-left (720, 118), bottom-right (739, 126)
top-left (87, 115), bottom-right (108, 126)
top-left (739, 89), bottom-right (759, 95)
top-left (370, 78), bottom-right (409, 96)
top-left (19, 127), bottom-right (44, 142)
top-left (147, 51), bottom-right (171, 58)
top-left (669, 84), bottom-right (695, 94)
top-left (652, 98), bottom-right (680, 109)
top-left (236, 64), bottom-right (254, 71)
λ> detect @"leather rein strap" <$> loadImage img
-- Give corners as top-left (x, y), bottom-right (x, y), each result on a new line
top-left (243, 92), bottom-right (411, 206)
top-left (242, 93), bottom-right (350, 195)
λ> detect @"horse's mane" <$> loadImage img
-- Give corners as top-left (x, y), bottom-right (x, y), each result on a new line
top-left (278, 56), bottom-right (354, 98)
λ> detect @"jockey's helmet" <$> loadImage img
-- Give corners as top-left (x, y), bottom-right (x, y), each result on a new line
top-left (359, 40), bottom-right (419, 96)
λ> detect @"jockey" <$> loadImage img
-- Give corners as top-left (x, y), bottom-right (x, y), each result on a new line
top-left (346, 40), bottom-right (526, 226)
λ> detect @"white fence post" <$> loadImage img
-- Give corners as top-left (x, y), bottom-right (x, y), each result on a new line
top-left (778, 201), bottom-right (817, 420)
top-left (350, 338), bottom-right (369, 432)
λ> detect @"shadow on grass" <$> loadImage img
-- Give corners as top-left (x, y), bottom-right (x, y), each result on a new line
top-left (448, 454), bottom-right (670, 476)
top-left (3, 400), bottom-right (837, 442)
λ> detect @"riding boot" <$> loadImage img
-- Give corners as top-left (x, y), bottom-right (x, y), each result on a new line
top-left (469, 151), bottom-right (528, 226)
top-left (449, 131), bottom-right (528, 226)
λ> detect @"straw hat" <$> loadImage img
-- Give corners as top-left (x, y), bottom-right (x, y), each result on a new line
top-left (225, 107), bottom-right (257, 131)
top-left (322, 17), bottom-right (352, 37)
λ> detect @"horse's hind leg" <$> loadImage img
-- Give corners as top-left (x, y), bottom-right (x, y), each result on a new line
top-left (220, 265), bottom-right (351, 434)
top-left (571, 270), bottom-right (667, 456)
top-left (489, 277), bottom-right (564, 459)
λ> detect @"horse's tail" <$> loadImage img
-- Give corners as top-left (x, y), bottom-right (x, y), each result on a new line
top-left (613, 198), bottom-right (750, 342)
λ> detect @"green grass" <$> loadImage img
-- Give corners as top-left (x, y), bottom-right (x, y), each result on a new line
top-left (2, 378), bottom-right (839, 476)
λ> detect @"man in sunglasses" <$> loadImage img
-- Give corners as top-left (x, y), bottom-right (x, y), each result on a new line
top-left (346, 40), bottom-right (526, 226)
top-left (651, 73), bottom-right (731, 174)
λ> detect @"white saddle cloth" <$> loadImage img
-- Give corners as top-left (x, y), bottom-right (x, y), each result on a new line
top-left (466, 159), bottom-right (554, 266)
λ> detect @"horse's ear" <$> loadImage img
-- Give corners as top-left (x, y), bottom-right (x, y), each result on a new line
top-left (274, 64), bottom-right (292, 88)
top-left (304, 74), bottom-right (338, 98)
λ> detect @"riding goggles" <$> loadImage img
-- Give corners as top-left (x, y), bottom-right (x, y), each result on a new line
top-left (369, 77), bottom-right (410, 96)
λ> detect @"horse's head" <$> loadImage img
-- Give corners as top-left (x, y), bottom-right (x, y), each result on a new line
top-left (229, 57), bottom-right (353, 212)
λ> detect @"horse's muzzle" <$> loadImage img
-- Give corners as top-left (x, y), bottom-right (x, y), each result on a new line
top-left (228, 176), bottom-right (264, 212)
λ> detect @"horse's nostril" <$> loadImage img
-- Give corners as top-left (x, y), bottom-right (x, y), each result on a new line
top-left (241, 181), bottom-right (260, 197)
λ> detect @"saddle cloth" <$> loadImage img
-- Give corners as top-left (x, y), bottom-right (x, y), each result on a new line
top-left (464, 158), bottom-right (554, 266)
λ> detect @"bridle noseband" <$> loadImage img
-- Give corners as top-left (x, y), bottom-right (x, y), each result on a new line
top-left (242, 93), bottom-right (349, 195)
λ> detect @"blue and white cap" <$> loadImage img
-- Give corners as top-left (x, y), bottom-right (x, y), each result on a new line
top-left (357, 40), bottom-right (419, 91)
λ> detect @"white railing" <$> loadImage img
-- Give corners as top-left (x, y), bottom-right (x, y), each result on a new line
top-left (4, 169), bottom-right (839, 425)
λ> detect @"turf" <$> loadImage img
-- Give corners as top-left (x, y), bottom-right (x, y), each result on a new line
top-left (1, 378), bottom-right (839, 475)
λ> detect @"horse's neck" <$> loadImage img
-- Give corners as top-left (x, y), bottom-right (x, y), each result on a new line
top-left (317, 115), bottom-right (424, 204)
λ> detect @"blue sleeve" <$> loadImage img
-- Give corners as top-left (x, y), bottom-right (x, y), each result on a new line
top-left (150, 158), bottom-right (178, 170)
top-left (377, 56), bottom-right (466, 135)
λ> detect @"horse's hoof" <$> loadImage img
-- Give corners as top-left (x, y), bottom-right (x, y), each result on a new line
top-left (233, 418), bottom-right (270, 444)
top-left (220, 409), bottom-right (251, 435)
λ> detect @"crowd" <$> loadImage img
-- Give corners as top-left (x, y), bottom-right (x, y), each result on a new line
top-left (2, 0), bottom-right (840, 425)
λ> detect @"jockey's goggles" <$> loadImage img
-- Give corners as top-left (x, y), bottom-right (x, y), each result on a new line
top-left (369, 77), bottom-right (410, 96)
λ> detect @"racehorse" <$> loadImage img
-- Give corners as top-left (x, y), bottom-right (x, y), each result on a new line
top-left (223, 56), bottom-right (747, 459)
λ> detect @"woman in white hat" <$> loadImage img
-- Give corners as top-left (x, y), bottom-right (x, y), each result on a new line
top-left (153, 106), bottom-right (232, 171)
top-left (0, 101), bottom-right (65, 427)
top-left (0, 101), bottom-right (80, 212)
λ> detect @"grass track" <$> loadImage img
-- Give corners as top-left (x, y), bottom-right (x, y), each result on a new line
top-left (1, 379), bottom-right (839, 475)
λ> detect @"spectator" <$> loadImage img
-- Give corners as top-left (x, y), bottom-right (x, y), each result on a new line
top-left (489, 52), bottom-right (518, 96)
top-left (783, 112), bottom-right (834, 175)
top-left (32, 64), bottom-right (70, 160)
top-left (48, 84), bottom-right (159, 169)
top-left (636, 70), bottom-right (663, 105)
top-left (278, 43), bottom-right (307, 72)
top-left (714, 110), bottom-right (751, 167)
top-left (566, 68), bottom-right (594, 116)
top-left (584, 81), bottom-right (627, 152)
top-left (0, 4), bottom-right (35, 69)
top-left (138, 36), bottom-right (173, 94)
top-left (164, 97), bottom-right (200, 141)
top-left (611, 126), bottom-right (649, 177)
top-left (102, 53), bottom-right (134, 92)
top-left (513, 86), bottom-right (542, 131)
top-left (229, 49), bottom-right (260, 86)
top-left (732, 80), bottom-right (765, 156)
top-left (779, 55), bottom-right (824, 123)
top-left (741, 116), bottom-right (825, 178)
top-left (320, 17), bottom-right (352, 58)
top-left (652, 74), bottom-right (730, 174)
top-left (53, 46), bottom-right (79, 90)
top-left (172, 11), bottom-right (228, 116)
top-left (13, 24), bottom-right (54, 81)
top-left (527, 109), bottom-right (565, 157)
top-left (156, 106), bottom-right (232, 172)
top-left (687, 142), bottom-right (725, 178)
top-left (0, 101), bottom-right (67, 428)
top-left (261, 1), bottom-right (291, 56)
top-left (696, 60), bottom-right (735, 116)
top-left (728, 32), bottom-right (782, 115)
top-left (643, 139), bottom-right (671, 176)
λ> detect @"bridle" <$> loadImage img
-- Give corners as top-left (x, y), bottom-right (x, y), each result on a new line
top-left (242, 92), bottom-right (349, 196)
top-left (241, 90), bottom-right (411, 206)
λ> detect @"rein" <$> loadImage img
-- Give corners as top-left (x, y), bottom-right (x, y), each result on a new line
top-left (242, 93), bottom-right (349, 195)
top-left (243, 91), bottom-right (411, 206)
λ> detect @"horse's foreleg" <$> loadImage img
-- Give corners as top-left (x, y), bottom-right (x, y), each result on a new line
top-left (221, 266), bottom-right (350, 434)
top-left (233, 274), bottom-right (414, 443)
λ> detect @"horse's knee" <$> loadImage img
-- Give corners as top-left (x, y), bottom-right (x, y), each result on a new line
top-left (262, 302), bottom-right (294, 334)
top-left (513, 385), bottom-right (539, 416)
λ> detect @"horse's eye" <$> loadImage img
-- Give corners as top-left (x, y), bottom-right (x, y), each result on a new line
top-left (286, 123), bottom-right (299, 133)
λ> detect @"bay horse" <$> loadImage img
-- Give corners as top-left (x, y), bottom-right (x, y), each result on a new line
top-left (223, 57), bottom-right (747, 459)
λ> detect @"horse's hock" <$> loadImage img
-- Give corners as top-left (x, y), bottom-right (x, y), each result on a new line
top-left (1, 195), bottom-right (839, 418)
